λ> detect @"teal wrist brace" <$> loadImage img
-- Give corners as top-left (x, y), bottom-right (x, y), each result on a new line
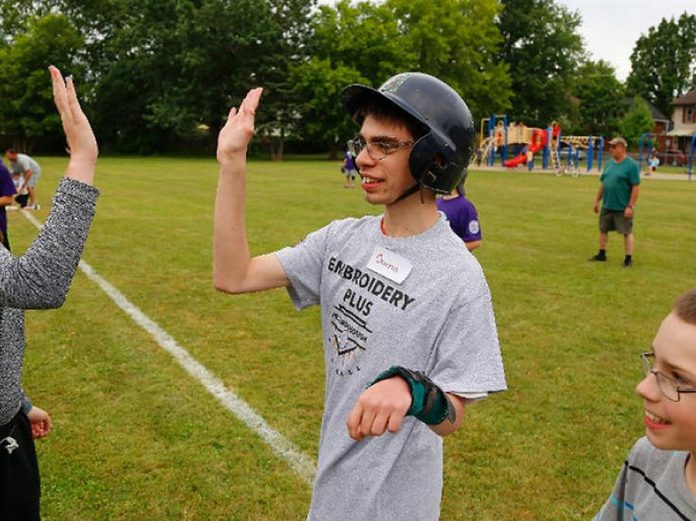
top-left (369, 366), bottom-right (455, 425)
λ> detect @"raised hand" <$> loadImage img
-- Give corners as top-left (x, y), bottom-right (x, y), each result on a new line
top-left (49, 65), bottom-right (98, 167)
top-left (217, 87), bottom-right (263, 164)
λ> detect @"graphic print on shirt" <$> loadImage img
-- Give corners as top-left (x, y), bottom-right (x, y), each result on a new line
top-left (327, 256), bottom-right (416, 376)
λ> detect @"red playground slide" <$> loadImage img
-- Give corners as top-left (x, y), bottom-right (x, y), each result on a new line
top-left (503, 129), bottom-right (548, 167)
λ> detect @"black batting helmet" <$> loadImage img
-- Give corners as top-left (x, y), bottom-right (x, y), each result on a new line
top-left (341, 72), bottom-right (475, 195)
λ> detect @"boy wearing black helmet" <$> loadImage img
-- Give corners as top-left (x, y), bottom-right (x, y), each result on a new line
top-left (213, 72), bottom-right (506, 520)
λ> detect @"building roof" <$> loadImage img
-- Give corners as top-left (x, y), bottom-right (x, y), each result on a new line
top-left (622, 98), bottom-right (668, 121)
top-left (671, 89), bottom-right (696, 106)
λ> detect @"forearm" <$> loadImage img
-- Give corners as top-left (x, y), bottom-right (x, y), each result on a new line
top-left (64, 156), bottom-right (97, 186)
top-left (0, 178), bottom-right (98, 308)
top-left (595, 185), bottom-right (604, 204)
top-left (428, 394), bottom-right (466, 436)
top-left (0, 195), bottom-right (14, 206)
top-left (465, 239), bottom-right (482, 251)
top-left (213, 157), bottom-right (253, 293)
top-left (628, 185), bottom-right (639, 207)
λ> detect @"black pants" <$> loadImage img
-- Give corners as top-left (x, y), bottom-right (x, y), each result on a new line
top-left (15, 194), bottom-right (29, 208)
top-left (0, 410), bottom-right (40, 520)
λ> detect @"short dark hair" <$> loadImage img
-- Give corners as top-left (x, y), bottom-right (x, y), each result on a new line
top-left (674, 288), bottom-right (696, 325)
top-left (353, 96), bottom-right (426, 142)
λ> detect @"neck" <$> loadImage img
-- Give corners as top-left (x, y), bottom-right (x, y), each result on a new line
top-left (686, 452), bottom-right (696, 496)
top-left (382, 196), bottom-right (439, 237)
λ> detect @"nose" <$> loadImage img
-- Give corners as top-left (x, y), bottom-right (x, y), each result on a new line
top-left (636, 373), bottom-right (660, 402)
top-left (355, 146), bottom-right (375, 171)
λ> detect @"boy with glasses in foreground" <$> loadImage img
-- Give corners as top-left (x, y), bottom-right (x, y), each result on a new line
top-left (596, 288), bottom-right (696, 520)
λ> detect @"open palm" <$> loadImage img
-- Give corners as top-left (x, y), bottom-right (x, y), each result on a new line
top-left (217, 87), bottom-right (263, 163)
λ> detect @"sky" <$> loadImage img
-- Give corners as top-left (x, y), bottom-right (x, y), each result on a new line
top-left (557, 0), bottom-right (695, 81)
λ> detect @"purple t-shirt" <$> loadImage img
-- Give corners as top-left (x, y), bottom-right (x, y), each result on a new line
top-left (436, 195), bottom-right (482, 243)
top-left (0, 162), bottom-right (17, 236)
top-left (343, 151), bottom-right (357, 172)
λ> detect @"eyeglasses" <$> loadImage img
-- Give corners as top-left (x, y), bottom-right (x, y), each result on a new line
top-left (349, 137), bottom-right (413, 161)
top-left (641, 352), bottom-right (696, 402)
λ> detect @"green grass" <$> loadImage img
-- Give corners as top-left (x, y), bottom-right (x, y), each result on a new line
top-left (9, 156), bottom-right (696, 520)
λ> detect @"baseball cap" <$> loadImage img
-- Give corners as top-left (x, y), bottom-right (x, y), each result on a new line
top-left (608, 137), bottom-right (627, 147)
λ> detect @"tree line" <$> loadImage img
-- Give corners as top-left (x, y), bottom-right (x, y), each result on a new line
top-left (0, 0), bottom-right (694, 156)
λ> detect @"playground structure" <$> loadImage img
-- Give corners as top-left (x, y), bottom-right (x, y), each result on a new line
top-left (479, 115), bottom-right (605, 174)
top-left (640, 131), bottom-right (696, 180)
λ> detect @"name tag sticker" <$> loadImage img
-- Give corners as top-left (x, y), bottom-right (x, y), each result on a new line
top-left (366, 246), bottom-right (413, 284)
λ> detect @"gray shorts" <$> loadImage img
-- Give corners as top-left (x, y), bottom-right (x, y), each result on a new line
top-left (599, 207), bottom-right (633, 234)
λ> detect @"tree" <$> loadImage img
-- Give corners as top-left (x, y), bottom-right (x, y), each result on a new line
top-left (387, 0), bottom-right (511, 120)
top-left (0, 13), bottom-right (84, 151)
top-left (293, 0), bottom-right (511, 156)
top-left (497, 0), bottom-right (585, 126)
top-left (618, 96), bottom-right (654, 148)
top-left (1, 0), bottom-right (316, 154)
top-left (291, 0), bottom-right (413, 156)
top-left (572, 60), bottom-right (624, 136)
top-left (626, 13), bottom-right (696, 118)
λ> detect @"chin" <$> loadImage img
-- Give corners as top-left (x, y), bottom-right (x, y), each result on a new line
top-left (645, 431), bottom-right (681, 452)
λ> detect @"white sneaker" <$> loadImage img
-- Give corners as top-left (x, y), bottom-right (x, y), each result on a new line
top-left (25, 204), bottom-right (41, 210)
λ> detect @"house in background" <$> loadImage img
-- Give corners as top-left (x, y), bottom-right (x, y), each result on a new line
top-left (666, 89), bottom-right (696, 153)
top-left (619, 98), bottom-right (669, 151)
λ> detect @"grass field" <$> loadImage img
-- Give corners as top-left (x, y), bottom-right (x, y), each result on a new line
top-left (9, 156), bottom-right (696, 520)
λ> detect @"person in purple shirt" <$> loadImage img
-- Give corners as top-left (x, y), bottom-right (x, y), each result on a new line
top-left (342, 142), bottom-right (358, 188)
top-left (436, 180), bottom-right (482, 251)
top-left (0, 160), bottom-right (17, 250)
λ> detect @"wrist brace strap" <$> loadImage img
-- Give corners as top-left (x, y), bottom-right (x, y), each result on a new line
top-left (369, 366), bottom-right (456, 425)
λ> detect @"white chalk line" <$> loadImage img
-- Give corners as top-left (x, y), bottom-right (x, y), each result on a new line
top-left (21, 210), bottom-right (316, 485)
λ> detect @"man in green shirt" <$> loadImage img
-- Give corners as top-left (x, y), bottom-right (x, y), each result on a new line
top-left (590, 137), bottom-right (640, 267)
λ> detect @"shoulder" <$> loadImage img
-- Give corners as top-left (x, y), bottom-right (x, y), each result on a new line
top-left (626, 437), bottom-right (682, 474)
top-left (461, 197), bottom-right (478, 211)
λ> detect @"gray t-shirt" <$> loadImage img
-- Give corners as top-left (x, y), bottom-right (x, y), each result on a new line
top-left (276, 214), bottom-right (506, 521)
top-left (9, 153), bottom-right (41, 181)
top-left (596, 437), bottom-right (696, 520)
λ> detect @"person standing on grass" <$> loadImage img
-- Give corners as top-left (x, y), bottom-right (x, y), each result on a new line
top-left (213, 72), bottom-right (506, 520)
top-left (0, 66), bottom-right (100, 520)
top-left (595, 288), bottom-right (696, 520)
top-left (5, 150), bottom-right (42, 210)
top-left (589, 136), bottom-right (640, 267)
top-left (342, 141), bottom-right (358, 188)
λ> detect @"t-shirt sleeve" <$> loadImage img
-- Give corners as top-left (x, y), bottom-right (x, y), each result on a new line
top-left (462, 203), bottom-right (481, 242)
top-left (274, 224), bottom-right (331, 310)
top-left (630, 161), bottom-right (641, 185)
top-left (429, 283), bottom-right (506, 396)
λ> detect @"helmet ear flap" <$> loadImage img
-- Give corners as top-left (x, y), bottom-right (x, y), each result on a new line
top-left (409, 132), bottom-right (459, 193)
